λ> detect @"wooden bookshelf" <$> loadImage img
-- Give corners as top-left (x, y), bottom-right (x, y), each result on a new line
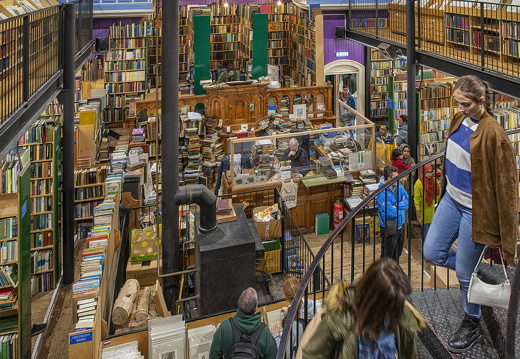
top-left (73, 166), bottom-right (109, 240)
top-left (105, 20), bottom-right (150, 124)
top-left (369, 49), bottom-right (406, 124)
top-left (0, 156), bottom-right (31, 359)
top-left (19, 120), bottom-right (61, 295)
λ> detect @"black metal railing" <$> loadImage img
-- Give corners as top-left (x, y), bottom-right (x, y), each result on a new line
top-left (349, 0), bottom-right (520, 79)
top-left (277, 140), bottom-right (520, 358)
top-left (0, 0), bottom-right (92, 124)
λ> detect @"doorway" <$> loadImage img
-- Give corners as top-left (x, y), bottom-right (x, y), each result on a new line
top-left (324, 60), bottom-right (365, 118)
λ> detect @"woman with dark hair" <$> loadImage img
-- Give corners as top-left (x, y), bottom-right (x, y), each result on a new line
top-left (423, 75), bottom-right (517, 353)
top-left (217, 63), bottom-right (239, 83)
top-left (390, 148), bottom-right (411, 174)
top-left (272, 276), bottom-right (314, 359)
top-left (400, 143), bottom-right (415, 167)
top-left (298, 258), bottom-right (425, 358)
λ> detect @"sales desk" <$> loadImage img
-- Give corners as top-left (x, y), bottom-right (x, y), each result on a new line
top-left (222, 174), bottom-right (345, 234)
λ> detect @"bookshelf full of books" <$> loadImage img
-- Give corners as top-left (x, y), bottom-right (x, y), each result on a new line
top-left (267, 4), bottom-right (291, 78)
top-left (74, 166), bottom-right (110, 240)
top-left (369, 49), bottom-right (406, 123)
top-left (105, 20), bottom-right (151, 125)
top-left (288, 3), bottom-right (316, 87)
top-left (19, 120), bottom-right (61, 295)
top-left (0, 150), bottom-right (32, 359)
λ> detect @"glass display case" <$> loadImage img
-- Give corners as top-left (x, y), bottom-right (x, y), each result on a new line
top-left (226, 113), bottom-right (376, 191)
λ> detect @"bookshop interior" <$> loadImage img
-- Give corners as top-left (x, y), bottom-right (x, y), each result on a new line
top-left (1, 0), bottom-right (520, 358)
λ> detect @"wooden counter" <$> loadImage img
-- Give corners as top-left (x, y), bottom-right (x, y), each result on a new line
top-left (222, 175), bottom-right (344, 234)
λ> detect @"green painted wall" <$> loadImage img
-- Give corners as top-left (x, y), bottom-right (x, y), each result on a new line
top-left (252, 13), bottom-right (268, 80)
top-left (193, 15), bottom-right (211, 95)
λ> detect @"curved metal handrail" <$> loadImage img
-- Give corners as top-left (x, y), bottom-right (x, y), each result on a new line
top-left (277, 153), bottom-right (444, 358)
top-left (277, 134), bottom-right (520, 358)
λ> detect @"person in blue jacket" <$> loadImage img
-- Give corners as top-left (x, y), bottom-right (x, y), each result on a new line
top-left (376, 165), bottom-right (409, 261)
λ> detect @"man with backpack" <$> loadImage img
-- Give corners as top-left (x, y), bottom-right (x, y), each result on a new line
top-left (210, 287), bottom-right (277, 359)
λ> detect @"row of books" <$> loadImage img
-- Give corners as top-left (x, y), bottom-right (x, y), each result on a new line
top-left (0, 241), bottom-right (17, 264)
top-left (32, 231), bottom-right (53, 249)
top-left (30, 161), bottom-right (52, 179)
top-left (27, 143), bottom-right (53, 161)
top-left (0, 160), bottom-right (22, 194)
top-left (74, 201), bottom-right (103, 220)
top-left (31, 178), bottom-right (52, 196)
top-left (74, 186), bottom-right (103, 201)
top-left (31, 272), bottom-right (53, 296)
top-left (74, 166), bottom-right (110, 187)
top-left (18, 119), bottom-right (56, 145)
top-left (0, 218), bottom-right (18, 240)
top-left (29, 213), bottom-right (52, 232)
top-left (30, 249), bottom-right (52, 273)
top-left (0, 334), bottom-right (18, 359)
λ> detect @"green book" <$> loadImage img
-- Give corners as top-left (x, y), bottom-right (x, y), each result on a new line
top-left (315, 213), bottom-right (330, 235)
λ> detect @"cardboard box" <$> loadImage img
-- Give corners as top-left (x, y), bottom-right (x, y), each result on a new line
top-left (257, 249), bottom-right (281, 274)
top-left (126, 259), bottom-right (159, 287)
top-left (253, 206), bottom-right (282, 240)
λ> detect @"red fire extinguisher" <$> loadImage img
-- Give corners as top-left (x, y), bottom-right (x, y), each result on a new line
top-left (333, 198), bottom-right (344, 229)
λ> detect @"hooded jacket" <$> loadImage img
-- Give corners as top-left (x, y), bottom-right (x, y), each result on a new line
top-left (298, 283), bottom-right (425, 359)
top-left (446, 111), bottom-right (517, 262)
top-left (376, 181), bottom-right (409, 229)
top-left (274, 299), bottom-right (315, 359)
top-left (209, 310), bottom-right (277, 359)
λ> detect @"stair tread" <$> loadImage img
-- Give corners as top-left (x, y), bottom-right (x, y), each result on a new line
top-left (410, 288), bottom-right (501, 359)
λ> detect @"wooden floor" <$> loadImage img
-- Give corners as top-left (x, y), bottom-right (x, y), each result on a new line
top-left (304, 222), bottom-right (435, 290)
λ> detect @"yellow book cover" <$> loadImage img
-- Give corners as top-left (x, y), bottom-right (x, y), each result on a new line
top-left (79, 110), bottom-right (96, 127)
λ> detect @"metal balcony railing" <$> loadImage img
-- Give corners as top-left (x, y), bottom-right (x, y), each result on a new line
top-left (348, 0), bottom-right (520, 79)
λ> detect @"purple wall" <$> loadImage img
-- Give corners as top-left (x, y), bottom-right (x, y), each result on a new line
top-left (323, 13), bottom-right (365, 66)
top-left (93, 17), bottom-right (142, 39)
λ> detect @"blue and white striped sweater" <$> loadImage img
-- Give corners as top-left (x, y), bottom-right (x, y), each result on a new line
top-left (445, 117), bottom-right (479, 208)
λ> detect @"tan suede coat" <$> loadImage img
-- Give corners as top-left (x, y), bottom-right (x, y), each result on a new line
top-left (447, 111), bottom-right (518, 262)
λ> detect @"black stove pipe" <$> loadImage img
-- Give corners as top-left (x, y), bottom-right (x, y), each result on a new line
top-left (162, 0), bottom-right (217, 311)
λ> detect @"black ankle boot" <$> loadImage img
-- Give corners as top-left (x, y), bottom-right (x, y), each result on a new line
top-left (447, 314), bottom-right (482, 353)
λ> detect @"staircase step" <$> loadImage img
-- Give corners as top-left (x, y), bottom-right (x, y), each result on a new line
top-left (410, 288), bottom-right (501, 358)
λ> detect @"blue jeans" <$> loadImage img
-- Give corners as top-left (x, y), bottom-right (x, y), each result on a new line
top-left (423, 192), bottom-right (485, 318)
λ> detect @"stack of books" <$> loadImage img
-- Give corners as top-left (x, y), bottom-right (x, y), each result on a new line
top-left (0, 288), bottom-right (17, 311)
top-left (75, 297), bottom-right (98, 332)
top-left (0, 334), bottom-right (18, 358)
top-left (185, 127), bottom-right (202, 185)
top-left (148, 315), bottom-right (186, 359)
top-left (0, 265), bottom-right (17, 287)
top-left (72, 244), bottom-right (106, 298)
top-left (131, 128), bottom-right (145, 142)
top-left (110, 150), bottom-right (127, 174)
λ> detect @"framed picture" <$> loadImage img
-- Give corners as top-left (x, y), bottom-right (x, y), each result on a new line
top-left (293, 104), bottom-right (307, 119)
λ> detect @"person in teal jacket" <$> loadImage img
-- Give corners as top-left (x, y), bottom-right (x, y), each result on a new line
top-left (376, 165), bottom-right (409, 261)
top-left (209, 287), bottom-right (277, 359)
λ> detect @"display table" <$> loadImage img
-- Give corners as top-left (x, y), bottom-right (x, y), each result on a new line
top-left (301, 174), bottom-right (347, 188)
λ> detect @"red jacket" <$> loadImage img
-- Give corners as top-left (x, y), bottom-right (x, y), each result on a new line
top-left (391, 159), bottom-right (411, 174)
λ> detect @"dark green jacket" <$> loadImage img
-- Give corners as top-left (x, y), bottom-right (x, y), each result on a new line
top-left (217, 70), bottom-right (240, 83)
top-left (300, 288), bottom-right (425, 359)
top-left (209, 311), bottom-right (277, 359)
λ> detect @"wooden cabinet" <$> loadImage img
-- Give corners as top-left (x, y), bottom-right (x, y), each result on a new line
top-left (134, 85), bottom-right (334, 130)
top-left (204, 83), bottom-right (268, 127)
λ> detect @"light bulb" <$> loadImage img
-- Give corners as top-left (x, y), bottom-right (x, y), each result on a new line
top-left (277, 1), bottom-right (282, 4)
top-left (223, 2), bottom-right (229, 6)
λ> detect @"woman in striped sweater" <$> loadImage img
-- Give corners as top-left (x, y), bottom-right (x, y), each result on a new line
top-left (423, 75), bottom-right (517, 353)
